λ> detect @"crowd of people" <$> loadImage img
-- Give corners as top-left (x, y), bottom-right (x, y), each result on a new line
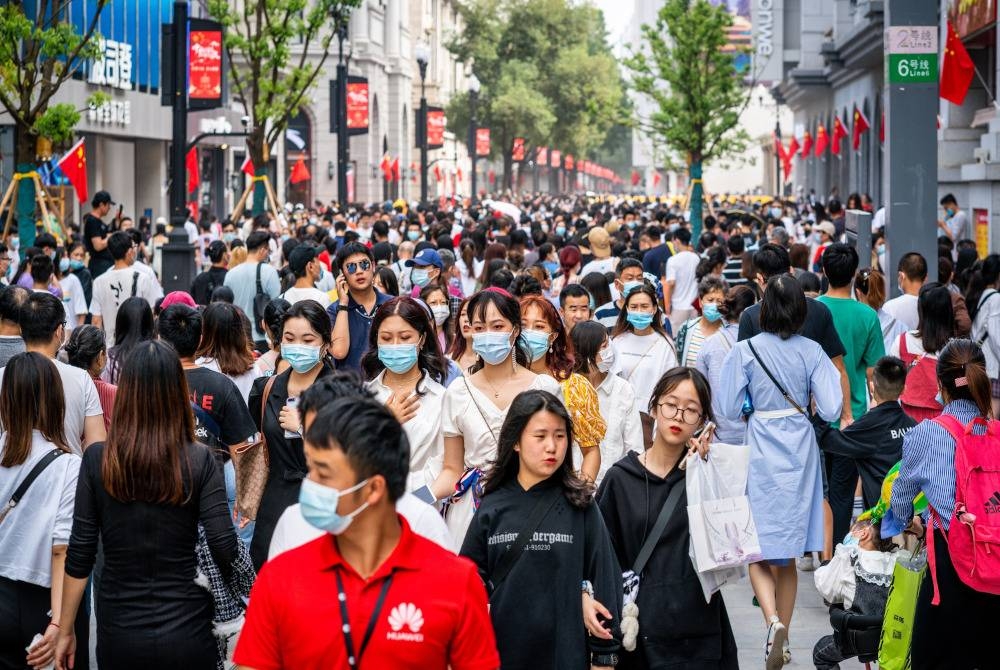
top-left (0, 187), bottom-right (998, 670)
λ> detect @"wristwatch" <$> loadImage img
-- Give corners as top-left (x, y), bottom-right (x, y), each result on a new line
top-left (581, 579), bottom-right (594, 598)
top-left (591, 652), bottom-right (619, 666)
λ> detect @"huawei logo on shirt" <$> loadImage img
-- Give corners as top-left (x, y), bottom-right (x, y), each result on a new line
top-left (386, 603), bottom-right (425, 642)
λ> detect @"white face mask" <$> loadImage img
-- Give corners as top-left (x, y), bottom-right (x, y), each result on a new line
top-left (596, 342), bottom-right (616, 373)
top-left (431, 304), bottom-right (450, 326)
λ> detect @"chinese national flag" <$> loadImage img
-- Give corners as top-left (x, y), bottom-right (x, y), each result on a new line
top-left (289, 157), bottom-right (311, 184)
top-left (773, 133), bottom-right (786, 161)
top-left (814, 124), bottom-right (829, 157)
top-left (652, 172), bottom-right (661, 188)
top-left (831, 116), bottom-right (848, 156)
top-left (786, 136), bottom-right (800, 160)
top-left (391, 157), bottom-right (400, 182)
top-left (379, 154), bottom-right (391, 181)
top-left (630, 170), bottom-right (640, 186)
top-left (852, 107), bottom-right (870, 151)
top-left (433, 164), bottom-right (442, 182)
top-left (241, 155), bottom-right (255, 176)
top-left (56, 138), bottom-right (88, 203)
top-left (800, 131), bottom-right (813, 157)
top-left (941, 20), bottom-right (974, 105)
top-left (186, 147), bottom-right (200, 194)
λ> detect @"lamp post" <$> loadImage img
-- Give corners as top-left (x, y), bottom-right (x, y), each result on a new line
top-left (415, 41), bottom-right (430, 205)
top-left (467, 74), bottom-right (480, 205)
top-left (333, 7), bottom-right (351, 209)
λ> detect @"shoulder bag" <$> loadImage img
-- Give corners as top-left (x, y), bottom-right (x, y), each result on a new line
top-left (230, 375), bottom-right (277, 521)
top-left (252, 262), bottom-right (270, 328)
top-left (976, 290), bottom-right (999, 345)
top-left (0, 449), bottom-right (64, 524)
top-left (487, 488), bottom-right (561, 593)
top-left (747, 339), bottom-right (807, 415)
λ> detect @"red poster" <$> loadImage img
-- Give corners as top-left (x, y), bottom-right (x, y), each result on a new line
top-left (346, 81), bottom-right (369, 131)
top-left (426, 108), bottom-right (445, 149)
top-left (189, 30), bottom-right (222, 101)
top-left (475, 128), bottom-right (491, 157)
top-left (537, 146), bottom-right (548, 165)
top-left (512, 137), bottom-right (525, 161)
top-left (565, 154), bottom-right (574, 171)
top-left (550, 150), bottom-right (561, 168)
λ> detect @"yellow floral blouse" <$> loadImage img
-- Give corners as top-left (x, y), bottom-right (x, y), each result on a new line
top-left (560, 373), bottom-right (607, 449)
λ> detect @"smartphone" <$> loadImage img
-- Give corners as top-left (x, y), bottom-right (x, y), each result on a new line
top-left (695, 421), bottom-right (716, 439)
top-left (284, 397), bottom-right (300, 438)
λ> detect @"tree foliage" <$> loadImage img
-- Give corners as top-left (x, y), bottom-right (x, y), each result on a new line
top-left (446, 0), bottom-right (625, 189)
top-left (0, 0), bottom-right (109, 163)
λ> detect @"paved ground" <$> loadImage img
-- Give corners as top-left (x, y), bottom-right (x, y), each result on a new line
top-left (723, 563), bottom-right (869, 669)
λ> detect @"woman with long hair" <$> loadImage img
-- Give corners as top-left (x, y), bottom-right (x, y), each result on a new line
top-left (456, 238), bottom-right (484, 297)
top-left (855, 267), bottom-right (909, 354)
top-left (246, 299), bottom-right (337, 568)
top-left (966, 254), bottom-right (1000, 417)
top-left (889, 339), bottom-right (1000, 669)
top-left (195, 302), bottom-right (260, 403)
top-left (0, 353), bottom-right (85, 670)
top-left (571, 321), bottom-right (643, 483)
top-left (64, 325), bottom-right (116, 433)
top-left (674, 276), bottom-right (727, 368)
top-left (611, 283), bottom-right (678, 415)
top-left (373, 265), bottom-right (400, 297)
top-left (460, 390), bottom-right (622, 670)
top-left (695, 284), bottom-right (756, 444)
top-left (55, 342), bottom-right (241, 670)
top-left (550, 245), bottom-right (582, 297)
top-left (103, 296), bottom-right (154, 385)
top-left (447, 297), bottom-right (479, 373)
top-left (362, 296), bottom-right (448, 494)
top-left (434, 288), bottom-right (561, 542)
top-left (598, 368), bottom-right (738, 669)
top-left (520, 294), bottom-right (605, 482)
top-left (718, 276), bottom-right (842, 669)
top-left (252, 297), bottom-right (291, 378)
top-left (477, 242), bottom-right (509, 290)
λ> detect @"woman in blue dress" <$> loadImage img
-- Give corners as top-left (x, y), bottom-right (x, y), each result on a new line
top-left (718, 275), bottom-right (842, 670)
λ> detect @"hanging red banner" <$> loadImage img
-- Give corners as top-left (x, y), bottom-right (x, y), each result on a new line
top-left (426, 107), bottom-right (445, 149)
top-left (188, 26), bottom-right (223, 109)
top-left (550, 150), bottom-right (561, 168)
top-left (475, 128), bottom-right (491, 157)
top-left (565, 154), bottom-right (574, 171)
top-left (512, 137), bottom-right (525, 161)
top-left (346, 78), bottom-right (369, 133)
top-left (537, 146), bottom-right (548, 165)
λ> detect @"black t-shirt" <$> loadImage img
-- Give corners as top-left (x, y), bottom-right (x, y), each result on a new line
top-left (185, 367), bottom-right (257, 460)
top-left (191, 267), bottom-right (229, 306)
top-left (83, 213), bottom-right (113, 266)
top-left (737, 296), bottom-right (847, 359)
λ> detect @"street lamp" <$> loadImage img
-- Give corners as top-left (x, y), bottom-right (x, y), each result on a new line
top-left (333, 6), bottom-right (352, 209)
top-left (467, 74), bottom-right (480, 205)
top-left (415, 41), bottom-right (430, 205)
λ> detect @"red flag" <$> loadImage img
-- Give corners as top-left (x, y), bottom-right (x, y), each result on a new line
top-left (851, 107), bottom-right (870, 151)
top-left (652, 172), bottom-right (661, 188)
top-left (800, 131), bottom-right (813, 157)
top-left (391, 157), bottom-right (400, 182)
top-left (814, 124), bottom-right (829, 157)
top-left (433, 164), bottom-right (442, 181)
top-left (185, 147), bottom-right (200, 193)
top-left (56, 138), bottom-right (88, 203)
top-left (831, 116), bottom-right (848, 156)
top-left (941, 21), bottom-right (974, 105)
top-left (879, 109), bottom-right (885, 144)
top-left (457, 167), bottom-right (463, 182)
top-left (379, 154), bottom-right (391, 181)
top-left (289, 157), bottom-right (310, 184)
top-left (630, 170), bottom-right (640, 186)
top-left (773, 133), bottom-right (786, 161)
top-left (787, 136), bottom-right (800, 160)
top-left (241, 155), bottom-right (254, 176)
top-left (487, 169), bottom-right (496, 184)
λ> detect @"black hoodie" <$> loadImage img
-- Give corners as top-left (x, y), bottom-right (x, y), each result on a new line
top-left (460, 477), bottom-right (622, 669)
top-left (597, 451), bottom-right (738, 670)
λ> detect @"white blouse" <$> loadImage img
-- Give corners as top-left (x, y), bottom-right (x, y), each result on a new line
top-left (612, 331), bottom-right (678, 415)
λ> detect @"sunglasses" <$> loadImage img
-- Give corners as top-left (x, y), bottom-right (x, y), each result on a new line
top-left (345, 260), bottom-right (372, 274)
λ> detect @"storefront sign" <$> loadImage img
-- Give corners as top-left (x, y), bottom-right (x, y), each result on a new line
top-left (886, 26), bottom-right (938, 84)
top-left (426, 107), bottom-right (445, 149)
top-left (975, 208), bottom-right (990, 258)
top-left (475, 128), bottom-right (490, 157)
top-left (87, 100), bottom-right (132, 125)
top-left (189, 27), bottom-right (223, 109)
top-left (950, 0), bottom-right (997, 40)
top-left (89, 38), bottom-right (133, 90)
top-left (751, 0), bottom-right (783, 82)
top-left (347, 77), bottom-right (370, 134)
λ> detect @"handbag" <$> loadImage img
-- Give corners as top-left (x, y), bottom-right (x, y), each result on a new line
top-left (878, 544), bottom-right (926, 670)
top-left (0, 449), bottom-right (64, 524)
top-left (230, 375), bottom-right (276, 521)
top-left (252, 262), bottom-right (270, 330)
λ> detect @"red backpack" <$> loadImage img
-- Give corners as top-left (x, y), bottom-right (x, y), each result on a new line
top-left (927, 414), bottom-right (1000, 603)
top-left (898, 335), bottom-right (943, 423)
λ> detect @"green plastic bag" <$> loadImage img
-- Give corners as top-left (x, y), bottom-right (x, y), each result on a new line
top-left (878, 547), bottom-right (927, 670)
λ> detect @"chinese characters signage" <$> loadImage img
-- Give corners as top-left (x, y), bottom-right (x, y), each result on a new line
top-left (475, 128), bottom-right (490, 157)
top-left (189, 29), bottom-right (222, 104)
top-left (426, 107), bottom-right (445, 149)
top-left (89, 39), bottom-right (133, 90)
top-left (347, 78), bottom-right (369, 133)
top-left (88, 101), bottom-right (131, 126)
top-left (975, 208), bottom-right (990, 259)
top-left (886, 26), bottom-right (938, 84)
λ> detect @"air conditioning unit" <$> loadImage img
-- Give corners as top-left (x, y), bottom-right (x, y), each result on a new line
top-left (974, 147), bottom-right (990, 164)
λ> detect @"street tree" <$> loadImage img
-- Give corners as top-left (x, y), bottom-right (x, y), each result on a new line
top-left (206, 0), bottom-right (361, 214)
top-left (625, 0), bottom-right (750, 236)
top-left (0, 0), bottom-right (110, 246)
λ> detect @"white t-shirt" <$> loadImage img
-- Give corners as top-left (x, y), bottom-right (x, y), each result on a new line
top-left (60, 272), bottom-right (88, 332)
top-left (184, 220), bottom-right (199, 244)
top-left (268, 498), bottom-right (454, 561)
top-left (572, 372), bottom-right (643, 485)
top-left (889, 330), bottom-right (932, 359)
top-left (455, 257), bottom-right (485, 297)
top-left (579, 256), bottom-right (618, 279)
top-left (0, 358), bottom-right (103, 455)
top-left (882, 293), bottom-right (919, 331)
top-left (90, 267), bottom-right (165, 343)
top-left (196, 357), bottom-right (260, 405)
top-left (280, 285), bottom-right (332, 308)
top-left (665, 250), bottom-right (700, 310)
top-left (612, 331), bottom-right (678, 415)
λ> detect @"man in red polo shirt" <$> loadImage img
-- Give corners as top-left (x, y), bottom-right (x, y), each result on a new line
top-left (234, 397), bottom-right (499, 670)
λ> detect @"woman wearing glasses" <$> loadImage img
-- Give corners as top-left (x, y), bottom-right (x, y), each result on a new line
top-left (328, 242), bottom-right (393, 373)
top-left (717, 276), bottom-right (842, 669)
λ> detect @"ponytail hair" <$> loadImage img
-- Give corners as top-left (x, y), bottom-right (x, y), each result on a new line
top-left (460, 239), bottom-right (477, 279)
top-left (937, 338), bottom-right (992, 418)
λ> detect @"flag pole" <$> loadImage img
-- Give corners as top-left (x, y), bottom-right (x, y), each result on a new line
top-left (971, 62), bottom-right (998, 107)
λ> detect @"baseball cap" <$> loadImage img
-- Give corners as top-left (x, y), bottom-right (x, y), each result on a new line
top-left (288, 245), bottom-right (318, 274)
top-left (92, 191), bottom-right (115, 207)
top-left (816, 221), bottom-right (836, 238)
top-left (587, 227), bottom-right (611, 255)
top-left (405, 248), bottom-right (443, 269)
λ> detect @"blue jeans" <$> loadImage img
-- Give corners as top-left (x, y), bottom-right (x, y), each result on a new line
top-left (224, 460), bottom-right (255, 545)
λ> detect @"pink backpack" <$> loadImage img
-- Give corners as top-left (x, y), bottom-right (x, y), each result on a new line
top-left (927, 414), bottom-right (1000, 603)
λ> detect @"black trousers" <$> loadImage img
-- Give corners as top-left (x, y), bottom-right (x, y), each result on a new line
top-left (0, 576), bottom-right (89, 670)
top-left (911, 531), bottom-right (1000, 670)
top-left (825, 452), bottom-right (858, 544)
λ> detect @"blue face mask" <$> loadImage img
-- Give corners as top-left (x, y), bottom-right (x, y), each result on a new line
top-left (702, 303), bottom-right (722, 323)
top-left (520, 329), bottom-right (551, 362)
top-left (627, 310), bottom-right (654, 330)
top-left (407, 230), bottom-right (422, 241)
top-left (69, 259), bottom-right (85, 271)
top-left (542, 260), bottom-right (559, 277)
top-left (621, 280), bottom-right (644, 298)
top-left (411, 267), bottom-right (432, 288)
top-left (555, 226), bottom-right (566, 237)
top-left (473, 331), bottom-right (514, 365)
top-left (299, 477), bottom-right (370, 535)
top-left (627, 221), bottom-right (638, 230)
top-left (378, 343), bottom-right (419, 374)
top-left (281, 343), bottom-right (322, 373)
top-left (58, 257), bottom-right (70, 274)
top-left (223, 232), bottom-right (237, 243)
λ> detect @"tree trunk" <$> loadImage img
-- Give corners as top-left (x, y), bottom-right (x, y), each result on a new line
top-left (689, 159), bottom-right (704, 239)
top-left (14, 129), bottom-right (38, 250)
top-left (247, 127), bottom-right (268, 216)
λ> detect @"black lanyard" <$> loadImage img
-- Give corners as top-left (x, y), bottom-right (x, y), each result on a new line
top-left (335, 568), bottom-right (395, 670)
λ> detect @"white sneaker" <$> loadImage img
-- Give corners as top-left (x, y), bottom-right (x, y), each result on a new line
top-left (783, 639), bottom-right (791, 664)
top-left (764, 616), bottom-right (787, 670)
top-left (796, 554), bottom-right (816, 572)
